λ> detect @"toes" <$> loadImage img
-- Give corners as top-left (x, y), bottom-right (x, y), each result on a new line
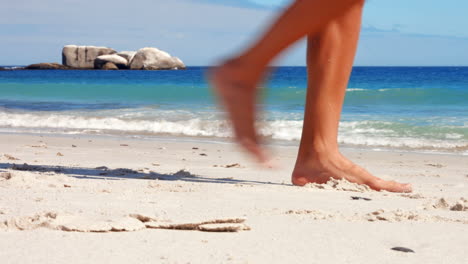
top-left (371, 179), bottom-right (412, 193)
top-left (398, 183), bottom-right (413, 193)
top-left (387, 181), bottom-right (412, 193)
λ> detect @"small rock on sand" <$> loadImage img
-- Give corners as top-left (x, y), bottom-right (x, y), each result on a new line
top-left (0, 172), bottom-right (12, 180)
top-left (450, 198), bottom-right (467, 211)
top-left (173, 170), bottom-right (194, 178)
top-left (56, 152), bottom-right (64, 156)
top-left (428, 198), bottom-right (467, 211)
top-left (351, 196), bottom-right (372, 201)
top-left (391, 247), bottom-right (415, 253)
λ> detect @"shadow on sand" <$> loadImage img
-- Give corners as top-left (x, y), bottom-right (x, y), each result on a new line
top-left (0, 162), bottom-right (287, 186)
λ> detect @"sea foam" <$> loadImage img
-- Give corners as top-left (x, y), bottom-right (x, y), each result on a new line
top-left (0, 111), bottom-right (466, 153)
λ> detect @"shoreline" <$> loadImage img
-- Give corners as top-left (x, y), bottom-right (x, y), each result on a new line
top-left (0, 130), bottom-right (466, 157)
top-left (1, 66), bottom-right (466, 158)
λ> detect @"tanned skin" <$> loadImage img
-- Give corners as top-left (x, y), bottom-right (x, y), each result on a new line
top-left (211, 0), bottom-right (412, 193)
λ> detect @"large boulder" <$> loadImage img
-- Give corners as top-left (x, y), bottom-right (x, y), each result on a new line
top-left (102, 62), bottom-right (119, 70)
top-left (94, 54), bottom-right (128, 69)
top-left (171, 57), bottom-right (185, 69)
top-left (25, 63), bottom-right (70, 70)
top-left (116, 51), bottom-right (136, 65)
top-left (62, 45), bottom-right (116, 69)
top-left (129, 47), bottom-right (186, 70)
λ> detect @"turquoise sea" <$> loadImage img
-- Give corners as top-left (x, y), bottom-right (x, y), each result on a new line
top-left (0, 66), bottom-right (467, 154)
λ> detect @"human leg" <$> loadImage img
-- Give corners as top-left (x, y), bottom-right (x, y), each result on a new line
top-left (211, 0), bottom-right (367, 163)
top-left (291, 3), bottom-right (412, 192)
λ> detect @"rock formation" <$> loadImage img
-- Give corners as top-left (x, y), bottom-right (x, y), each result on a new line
top-left (171, 57), bottom-right (186, 69)
top-left (116, 51), bottom-right (136, 64)
top-left (101, 62), bottom-right (119, 70)
top-left (62, 45), bottom-right (117, 69)
top-left (129, 47), bottom-right (185, 70)
top-left (17, 45), bottom-right (185, 71)
top-left (25, 63), bottom-right (71, 70)
top-left (94, 54), bottom-right (128, 69)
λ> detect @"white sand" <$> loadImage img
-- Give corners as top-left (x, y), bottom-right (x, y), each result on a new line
top-left (0, 133), bottom-right (467, 263)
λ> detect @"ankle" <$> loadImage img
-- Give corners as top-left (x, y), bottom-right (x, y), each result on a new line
top-left (296, 142), bottom-right (341, 164)
top-left (217, 57), bottom-right (262, 85)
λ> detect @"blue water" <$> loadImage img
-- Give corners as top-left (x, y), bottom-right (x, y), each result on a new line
top-left (0, 66), bottom-right (467, 154)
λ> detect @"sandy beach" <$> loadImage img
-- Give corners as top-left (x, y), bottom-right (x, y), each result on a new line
top-left (2, 0), bottom-right (468, 263)
top-left (0, 133), bottom-right (466, 263)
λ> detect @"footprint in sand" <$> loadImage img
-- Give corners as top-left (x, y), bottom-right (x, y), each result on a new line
top-left (365, 209), bottom-right (421, 222)
top-left (426, 198), bottom-right (468, 211)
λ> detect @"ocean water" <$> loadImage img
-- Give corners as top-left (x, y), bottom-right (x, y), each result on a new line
top-left (0, 66), bottom-right (467, 155)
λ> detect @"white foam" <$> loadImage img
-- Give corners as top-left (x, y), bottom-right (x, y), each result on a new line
top-left (259, 120), bottom-right (302, 141)
top-left (346, 88), bottom-right (366, 91)
top-left (347, 88), bottom-right (393, 92)
top-left (0, 112), bottom-right (230, 138)
top-left (445, 133), bottom-right (463, 139)
top-left (0, 111), bottom-right (466, 153)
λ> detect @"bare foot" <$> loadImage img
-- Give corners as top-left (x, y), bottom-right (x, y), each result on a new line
top-left (209, 60), bottom-right (269, 163)
top-left (292, 152), bottom-right (412, 193)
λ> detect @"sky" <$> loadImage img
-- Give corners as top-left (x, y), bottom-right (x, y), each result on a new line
top-left (1, 0), bottom-right (467, 66)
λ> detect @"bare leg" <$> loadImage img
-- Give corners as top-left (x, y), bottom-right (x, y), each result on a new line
top-left (211, 0), bottom-right (411, 192)
top-left (211, 0), bottom-right (366, 163)
top-left (291, 4), bottom-right (412, 192)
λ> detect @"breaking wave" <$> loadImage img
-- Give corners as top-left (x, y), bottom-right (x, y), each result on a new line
top-left (0, 111), bottom-right (466, 154)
